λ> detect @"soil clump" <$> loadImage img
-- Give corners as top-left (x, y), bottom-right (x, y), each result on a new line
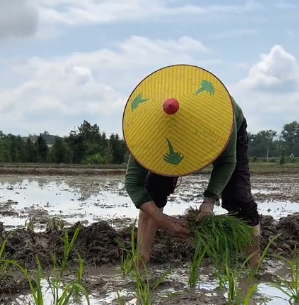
top-left (0, 211), bottom-right (299, 268)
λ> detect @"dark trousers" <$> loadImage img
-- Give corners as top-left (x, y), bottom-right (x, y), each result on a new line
top-left (221, 118), bottom-right (260, 227)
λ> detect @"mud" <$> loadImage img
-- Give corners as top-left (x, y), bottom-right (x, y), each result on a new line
top-left (0, 165), bottom-right (298, 176)
top-left (1, 211), bottom-right (299, 304)
top-left (0, 173), bottom-right (298, 304)
top-left (0, 211), bottom-right (298, 268)
top-left (0, 167), bottom-right (126, 176)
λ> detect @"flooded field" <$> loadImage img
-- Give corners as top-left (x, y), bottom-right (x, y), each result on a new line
top-left (1, 173), bottom-right (299, 304)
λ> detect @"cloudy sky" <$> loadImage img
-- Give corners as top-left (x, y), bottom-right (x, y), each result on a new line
top-left (0, 0), bottom-right (298, 137)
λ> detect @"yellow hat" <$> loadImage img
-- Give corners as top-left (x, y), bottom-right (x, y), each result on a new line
top-left (122, 64), bottom-right (233, 177)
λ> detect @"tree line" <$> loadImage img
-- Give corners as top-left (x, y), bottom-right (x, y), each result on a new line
top-left (0, 121), bottom-right (128, 164)
top-left (0, 120), bottom-right (298, 164)
top-left (248, 121), bottom-right (299, 161)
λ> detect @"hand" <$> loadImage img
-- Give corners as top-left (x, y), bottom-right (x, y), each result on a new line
top-left (197, 197), bottom-right (214, 221)
top-left (156, 215), bottom-right (190, 238)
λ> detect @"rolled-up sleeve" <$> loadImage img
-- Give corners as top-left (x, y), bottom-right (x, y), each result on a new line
top-left (124, 154), bottom-right (153, 209)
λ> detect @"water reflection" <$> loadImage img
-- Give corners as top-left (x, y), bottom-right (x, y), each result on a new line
top-left (0, 175), bottom-right (299, 229)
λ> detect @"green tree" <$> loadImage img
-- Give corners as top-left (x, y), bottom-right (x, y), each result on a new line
top-left (67, 132), bottom-right (86, 163)
top-left (25, 138), bottom-right (38, 162)
top-left (280, 147), bottom-right (286, 165)
top-left (85, 153), bottom-right (104, 164)
top-left (281, 121), bottom-right (299, 156)
top-left (109, 133), bottom-right (126, 164)
top-left (103, 143), bottom-right (113, 164)
top-left (36, 135), bottom-right (48, 162)
top-left (50, 137), bottom-right (71, 163)
top-left (248, 130), bottom-right (278, 158)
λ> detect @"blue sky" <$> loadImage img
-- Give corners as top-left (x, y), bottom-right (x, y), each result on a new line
top-left (0, 0), bottom-right (298, 137)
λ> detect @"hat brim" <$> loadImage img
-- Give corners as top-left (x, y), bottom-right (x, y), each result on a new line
top-left (122, 64), bottom-right (234, 177)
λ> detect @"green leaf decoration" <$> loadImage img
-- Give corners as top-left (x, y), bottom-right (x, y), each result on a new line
top-left (163, 139), bottom-right (184, 165)
top-left (131, 93), bottom-right (149, 111)
top-left (195, 80), bottom-right (215, 96)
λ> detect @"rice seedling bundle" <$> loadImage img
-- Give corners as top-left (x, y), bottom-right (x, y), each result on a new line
top-left (186, 209), bottom-right (255, 265)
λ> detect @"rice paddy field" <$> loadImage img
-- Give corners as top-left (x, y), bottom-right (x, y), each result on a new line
top-left (1, 165), bottom-right (299, 305)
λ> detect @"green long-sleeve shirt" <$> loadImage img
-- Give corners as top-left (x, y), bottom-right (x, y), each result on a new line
top-left (125, 98), bottom-right (244, 208)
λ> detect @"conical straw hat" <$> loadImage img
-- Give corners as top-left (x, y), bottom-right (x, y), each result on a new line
top-left (122, 64), bottom-right (233, 177)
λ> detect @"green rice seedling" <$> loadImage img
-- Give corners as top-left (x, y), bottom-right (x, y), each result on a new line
top-left (151, 269), bottom-right (171, 290)
top-left (0, 239), bottom-right (7, 258)
top-left (225, 264), bottom-right (238, 304)
top-left (160, 291), bottom-right (184, 301)
top-left (116, 291), bottom-right (126, 305)
top-left (188, 233), bottom-right (207, 288)
top-left (4, 257), bottom-right (45, 305)
top-left (0, 239), bottom-right (9, 275)
top-left (59, 224), bottom-right (81, 276)
top-left (222, 264), bottom-right (259, 305)
top-left (248, 233), bottom-right (282, 281)
top-left (115, 219), bottom-right (139, 276)
top-left (71, 252), bottom-right (85, 303)
top-left (213, 268), bottom-right (226, 289)
top-left (186, 210), bottom-right (255, 267)
top-left (242, 284), bottom-right (258, 305)
top-left (130, 252), bottom-right (172, 304)
top-left (212, 234), bottom-right (281, 305)
top-left (46, 217), bottom-right (65, 232)
top-left (47, 242), bottom-right (85, 304)
top-left (4, 256), bottom-right (91, 305)
top-left (133, 267), bottom-right (152, 305)
top-left (116, 220), bottom-right (170, 304)
top-left (270, 250), bottom-right (299, 304)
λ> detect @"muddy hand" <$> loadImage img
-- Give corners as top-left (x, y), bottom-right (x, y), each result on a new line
top-left (157, 215), bottom-right (190, 237)
top-left (164, 214), bottom-right (188, 228)
top-left (197, 198), bottom-right (214, 221)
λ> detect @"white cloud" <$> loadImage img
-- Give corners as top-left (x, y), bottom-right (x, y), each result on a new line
top-left (0, 0), bottom-right (263, 40)
top-left (0, 0), bottom-right (39, 39)
top-left (1, 31), bottom-right (298, 137)
top-left (237, 45), bottom-right (299, 91)
top-left (230, 45), bottom-right (299, 133)
top-left (32, 0), bottom-right (263, 26)
top-left (0, 35), bottom-right (214, 136)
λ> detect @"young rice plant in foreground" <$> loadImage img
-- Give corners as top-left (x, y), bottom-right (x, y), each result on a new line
top-left (222, 234), bottom-right (281, 305)
top-left (116, 221), bottom-right (171, 305)
top-left (188, 234), bottom-right (206, 288)
top-left (115, 219), bottom-right (139, 276)
top-left (1, 225), bottom-right (90, 305)
top-left (59, 224), bottom-right (81, 277)
top-left (3, 255), bottom-right (90, 305)
top-left (270, 250), bottom-right (299, 304)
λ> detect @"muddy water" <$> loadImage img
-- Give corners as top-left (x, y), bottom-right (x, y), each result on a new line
top-left (0, 174), bottom-right (299, 230)
top-left (1, 174), bottom-right (299, 304)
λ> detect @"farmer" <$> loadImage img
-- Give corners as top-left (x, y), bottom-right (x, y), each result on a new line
top-left (122, 65), bottom-right (260, 269)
